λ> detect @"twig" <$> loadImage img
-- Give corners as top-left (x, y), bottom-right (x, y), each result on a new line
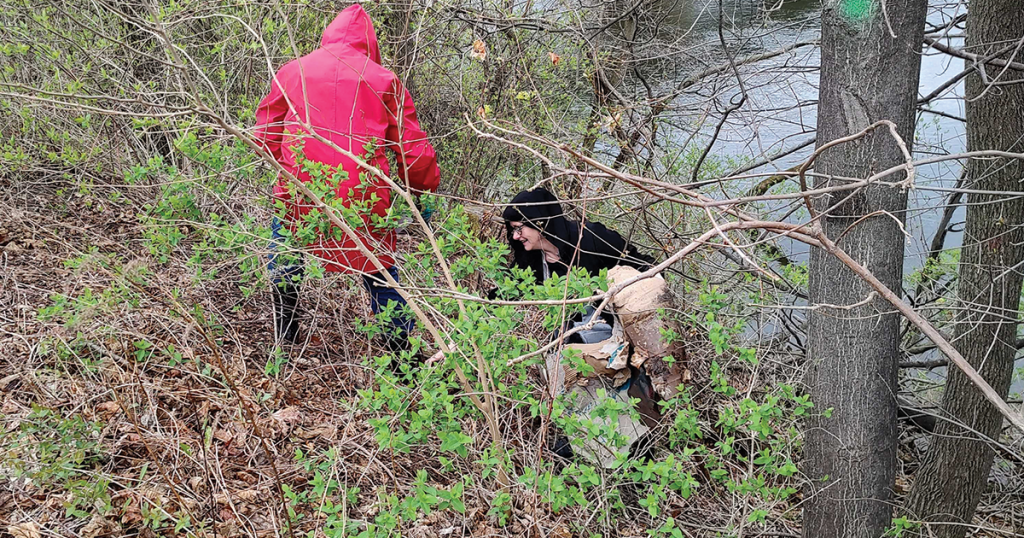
top-left (752, 291), bottom-right (876, 311)
top-left (925, 36), bottom-right (1024, 72)
top-left (506, 220), bottom-right (815, 366)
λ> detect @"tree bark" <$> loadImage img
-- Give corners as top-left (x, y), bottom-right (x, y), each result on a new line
top-left (803, 1), bottom-right (928, 538)
top-left (902, 1), bottom-right (1024, 536)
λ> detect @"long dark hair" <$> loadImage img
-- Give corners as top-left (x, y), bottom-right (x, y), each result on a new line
top-left (501, 188), bottom-right (578, 280)
top-left (501, 188), bottom-right (653, 282)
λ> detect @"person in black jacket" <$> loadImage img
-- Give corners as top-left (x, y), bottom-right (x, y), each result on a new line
top-left (501, 188), bottom-right (654, 283)
top-left (500, 187), bottom-right (655, 343)
top-left (502, 188), bottom-right (661, 460)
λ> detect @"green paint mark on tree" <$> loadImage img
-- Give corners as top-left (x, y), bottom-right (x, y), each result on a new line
top-left (841, 0), bottom-right (872, 21)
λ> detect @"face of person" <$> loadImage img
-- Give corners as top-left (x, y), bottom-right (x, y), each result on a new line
top-left (509, 221), bottom-right (543, 251)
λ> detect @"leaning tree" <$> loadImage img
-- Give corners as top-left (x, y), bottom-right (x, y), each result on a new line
top-left (802, 0), bottom-right (929, 537)
top-left (903, 1), bottom-right (1024, 536)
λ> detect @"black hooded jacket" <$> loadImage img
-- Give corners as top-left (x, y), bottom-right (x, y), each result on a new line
top-left (501, 188), bottom-right (654, 283)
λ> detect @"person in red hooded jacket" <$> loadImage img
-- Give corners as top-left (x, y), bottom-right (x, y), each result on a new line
top-left (254, 4), bottom-right (440, 349)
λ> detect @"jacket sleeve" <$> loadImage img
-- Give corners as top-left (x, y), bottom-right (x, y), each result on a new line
top-left (254, 72), bottom-right (291, 164)
top-left (585, 222), bottom-right (655, 271)
top-left (384, 77), bottom-right (441, 193)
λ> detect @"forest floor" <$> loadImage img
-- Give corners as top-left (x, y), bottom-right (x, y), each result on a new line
top-left (1, 180), bottom-right (1022, 537)
top-left (0, 181), bottom-right (478, 537)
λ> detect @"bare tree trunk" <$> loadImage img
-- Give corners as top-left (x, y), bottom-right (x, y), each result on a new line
top-left (902, 2), bottom-right (1024, 535)
top-left (803, 1), bottom-right (928, 537)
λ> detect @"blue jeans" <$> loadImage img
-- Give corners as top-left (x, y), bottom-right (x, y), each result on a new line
top-left (269, 218), bottom-right (414, 335)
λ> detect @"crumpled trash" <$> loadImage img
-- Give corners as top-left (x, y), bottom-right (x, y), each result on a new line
top-left (552, 373), bottom-right (650, 467)
top-left (543, 316), bottom-right (649, 467)
top-left (571, 304), bottom-right (614, 343)
top-left (540, 266), bottom-right (697, 466)
top-left (544, 336), bottom-right (631, 398)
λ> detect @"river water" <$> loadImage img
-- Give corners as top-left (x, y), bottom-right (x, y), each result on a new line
top-left (659, 0), bottom-right (966, 261)
top-left (636, 0), bottom-right (1022, 398)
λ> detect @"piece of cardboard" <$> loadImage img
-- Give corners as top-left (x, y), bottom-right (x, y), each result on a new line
top-left (544, 339), bottom-right (628, 398)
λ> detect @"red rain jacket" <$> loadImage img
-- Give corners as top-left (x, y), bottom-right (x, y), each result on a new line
top-left (254, 4), bottom-right (440, 274)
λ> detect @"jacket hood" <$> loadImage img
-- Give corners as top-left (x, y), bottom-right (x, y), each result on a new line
top-left (502, 187), bottom-right (655, 283)
top-left (503, 188), bottom-right (581, 277)
top-left (502, 188), bottom-right (574, 243)
top-left (321, 4), bottom-right (382, 63)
